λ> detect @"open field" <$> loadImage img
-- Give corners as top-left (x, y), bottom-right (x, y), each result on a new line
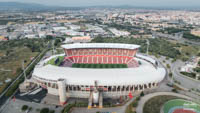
top-left (0, 38), bottom-right (48, 94)
top-left (0, 47), bottom-right (39, 94)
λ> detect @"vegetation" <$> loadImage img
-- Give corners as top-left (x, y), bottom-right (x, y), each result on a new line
top-left (92, 37), bottom-right (181, 58)
top-left (125, 96), bottom-right (140, 113)
top-left (193, 67), bottom-right (200, 73)
top-left (172, 88), bottom-right (178, 93)
top-left (61, 102), bottom-right (88, 113)
top-left (40, 108), bottom-right (49, 113)
top-left (180, 72), bottom-right (196, 79)
top-left (158, 27), bottom-right (186, 34)
top-left (163, 99), bottom-right (200, 113)
top-left (47, 56), bottom-right (64, 66)
top-left (72, 63), bottom-right (128, 68)
top-left (143, 95), bottom-right (179, 113)
top-left (0, 38), bottom-right (50, 94)
top-left (169, 72), bottom-right (173, 78)
top-left (62, 104), bottom-right (75, 113)
top-left (49, 110), bottom-right (55, 113)
top-left (140, 92), bottom-right (144, 97)
top-left (183, 32), bottom-right (200, 41)
top-left (4, 48), bottom-right (48, 97)
top-left (92, 37), bottom-right (200, 61)
top-left (21, 105), bottom-right (28, 111)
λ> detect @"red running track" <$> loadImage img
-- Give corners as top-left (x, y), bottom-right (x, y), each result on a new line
top-left (173, 109), bottom-right (196, 113)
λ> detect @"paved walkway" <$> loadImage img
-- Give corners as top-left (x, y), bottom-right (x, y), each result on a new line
top-left (72, 92), bottom-right (141, 113)
top-left (136, 92), bottom-right (194, 113)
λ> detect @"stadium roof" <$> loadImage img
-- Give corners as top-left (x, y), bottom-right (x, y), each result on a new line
top-left (61, 43), bottom-right (140, 50)
top-left (33, 58), bottom-right (166, 86)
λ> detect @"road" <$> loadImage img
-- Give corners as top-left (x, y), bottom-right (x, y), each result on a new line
top-left (152, 31), bottom-right (200, 46)
top-left (171, 60), bottom-right (200, 90)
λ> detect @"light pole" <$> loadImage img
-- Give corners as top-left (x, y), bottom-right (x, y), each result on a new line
top-left (22, 60), bottom-right (26, 81)
top-left (146, 39), bottom-right (150, 55)
top-left (52, 40), bottom-right (55, 55)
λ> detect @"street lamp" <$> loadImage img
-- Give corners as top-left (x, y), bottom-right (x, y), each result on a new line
top-left (52, 40), bottom-right (55, 55)
top-left (22, 60), bottom-right (27, 81)
top-left (146, 39), bottom-right (150, 55)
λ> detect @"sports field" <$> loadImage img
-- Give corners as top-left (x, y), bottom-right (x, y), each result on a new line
top-left (47, 56), bottom-right (64, 66)
top-left (163, 99), bottom-right (200, 113)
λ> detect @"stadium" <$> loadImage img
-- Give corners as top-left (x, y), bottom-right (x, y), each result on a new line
top-left (31, 43), bottom-right (166, 107)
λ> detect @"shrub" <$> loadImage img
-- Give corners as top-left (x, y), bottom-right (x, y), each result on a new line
top-left (140, 92), bottom-right (144, 96)
top-left (36, 108), bottom-right (40, 112)
top-left (132, 101), bottom-right (138, 107)
top-left (180, 72), bottom-right (196, 78)
top-left (172, 88), bottom-right (178, 93)
top-left (169, 73), bottom-right (173, 78)
top-left (21, 105), bottom-right (28, 111)
top-left (28, 107), bottom-right (32, 111)
top-left (62, 104), bottom-right (75, 113)
top-left (136, 97), bottom-right (140, 101)
top-left (40, 108), bottom-right (49, 113)
top-left (166, 64), bottom-right (170, 69)
top-left (49, 110), bottom-right (55, 113)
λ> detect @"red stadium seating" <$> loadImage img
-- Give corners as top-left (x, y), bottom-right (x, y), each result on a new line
top-left (88, 57), bottom-right (93, 64)
top-left (93, 57), bottom-right (97, 64)
top-left (128, 59), bottom-right (139, 68)
top-left (64, 48), bottom-right (138, 66)
top-left (98, 56), bottom-right (102, 64)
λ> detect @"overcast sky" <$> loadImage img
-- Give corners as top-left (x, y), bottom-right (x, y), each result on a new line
top-left (0, 0), bottom-right (199, 7)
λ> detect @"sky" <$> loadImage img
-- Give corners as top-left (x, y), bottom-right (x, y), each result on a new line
top-left (0, 0), bottom-right (200, 7)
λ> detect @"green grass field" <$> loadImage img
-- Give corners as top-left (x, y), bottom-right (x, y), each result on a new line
top-left (47, 56), bottom-right (64, 66)
top-left (163, 99), bottom-right (200, 113)
top-left (72, 63), bottom-right (128, 68)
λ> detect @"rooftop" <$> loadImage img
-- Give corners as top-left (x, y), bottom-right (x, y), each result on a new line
top-left (33, 57), bottom-right (165, 86)
top-left (61, 43), bottom-right (140, 50)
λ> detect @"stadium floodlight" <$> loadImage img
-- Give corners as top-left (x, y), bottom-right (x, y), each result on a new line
top-left (52, 40), bottom-right (55, 55)
top-left (146, 39), bottom-right (150, 55)
top-left (22, 60), bottom-right (27, 81)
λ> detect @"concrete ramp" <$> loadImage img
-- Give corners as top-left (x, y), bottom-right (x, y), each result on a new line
top-left (88, 92), bottom-right (93, 109)
top-left (99, 91), bottom-right (103, 108)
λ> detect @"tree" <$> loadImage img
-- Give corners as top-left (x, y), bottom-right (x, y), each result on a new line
top-left (166, 64), bottom-right (171, 69)
top-left (21, 105), bottom-right (28, 111)
top-left (169, 73), bottom-right (173, 78)
top-left (140, 91), bottom-right (144, 96)
top-left (40, 108), bottom-right (49, 113)
top-left (54, 38), bottom-right (61, 46)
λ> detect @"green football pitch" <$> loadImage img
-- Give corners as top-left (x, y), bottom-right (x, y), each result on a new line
top-left (163, 99), bottom-right (200, 113)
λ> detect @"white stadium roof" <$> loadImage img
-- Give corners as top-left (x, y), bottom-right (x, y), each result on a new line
top-left (33, 58), bottom-right (166, 86)
top-left (61, 43), bottom-right (140, 50)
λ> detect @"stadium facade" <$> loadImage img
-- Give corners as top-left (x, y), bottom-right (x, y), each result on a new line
top-left (31, 43), bottom-right (166, 107)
